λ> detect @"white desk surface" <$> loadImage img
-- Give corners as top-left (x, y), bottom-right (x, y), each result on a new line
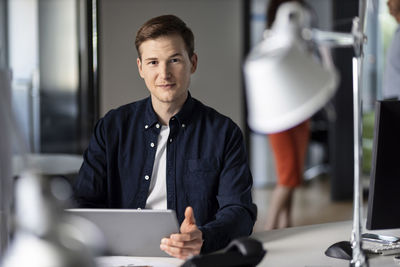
top-left (96, 256), bottom-right (184, 267)
top-left (253, 220), bottom-right (400, 267)
top-left (97, 220), bottom-right (400, 267)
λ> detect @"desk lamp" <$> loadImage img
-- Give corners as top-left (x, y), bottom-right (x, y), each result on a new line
top-left (244, 1), bottom-right (369, 266)
top-left (0, 69), bottom-right (102, 267)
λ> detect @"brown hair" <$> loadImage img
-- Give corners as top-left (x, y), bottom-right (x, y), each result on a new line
top-left (135, 15), bottom-right (195, 59)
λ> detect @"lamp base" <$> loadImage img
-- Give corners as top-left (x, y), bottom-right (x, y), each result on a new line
top-left (325, 241), bottom-right (352, 260)
top-left (325, 241), bottom-right (370, 266)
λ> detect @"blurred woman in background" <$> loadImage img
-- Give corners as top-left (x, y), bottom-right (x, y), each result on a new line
top-left (265, 0), bottom-right (311, 230)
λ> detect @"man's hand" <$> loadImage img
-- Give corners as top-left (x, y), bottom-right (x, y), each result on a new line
top-left (160, 206), bottom-right (203, 259)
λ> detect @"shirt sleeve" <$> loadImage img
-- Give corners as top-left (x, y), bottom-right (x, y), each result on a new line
top-left (73, 118), bottom-right (108, 208)
top-left (198, 123), bottom-right (257, 253)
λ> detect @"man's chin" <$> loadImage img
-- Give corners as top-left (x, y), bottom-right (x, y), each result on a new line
top-left (153, 91), bottom-right (187, 104)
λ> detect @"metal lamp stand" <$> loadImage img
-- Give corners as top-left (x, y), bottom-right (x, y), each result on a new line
top-left (310, 1), bottom-right (369, 265)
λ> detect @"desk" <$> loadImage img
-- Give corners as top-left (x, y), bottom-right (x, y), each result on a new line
top-left (253, 220), bottom-right (400, 266)
top-left (96, 256), bottom-right (184, 267)
top-left (97, 221), bottom-right (400, 267)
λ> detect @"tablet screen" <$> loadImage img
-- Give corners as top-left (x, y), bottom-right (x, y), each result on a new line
top-left (66, 209), bottom-right (180, 257)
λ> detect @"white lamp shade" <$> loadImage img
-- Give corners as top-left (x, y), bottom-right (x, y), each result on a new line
top-left (244, 1), bottom-right (339, 134)
top-left (244, 37), bottom-right (338, 133)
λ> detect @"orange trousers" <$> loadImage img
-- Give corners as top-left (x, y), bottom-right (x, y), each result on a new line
top-left (268, 120), bottom-right (310, 188)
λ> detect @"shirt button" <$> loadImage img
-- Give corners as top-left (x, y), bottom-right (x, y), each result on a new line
top-left (169, 138), bottom-right (173, 143)
top-left (150, 142), bottom-right (155, 147)
top-left (144, 125), bottom-right (148, 129)
top-left (182, 124), bottom-right (185, 128)
top-left (171, 117), bottom-right (175, 121)
top-left (156, 123), bottom-right (160, 128)
top-left (144, 175), bottom-right (150, 180)
top-left (137, 208), bottom-right (141, 210)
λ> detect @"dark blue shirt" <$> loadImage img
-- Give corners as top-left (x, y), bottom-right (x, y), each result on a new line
top-left (73, 93), bottom-right (257, 253)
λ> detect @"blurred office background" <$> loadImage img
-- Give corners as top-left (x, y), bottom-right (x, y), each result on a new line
top-left (0, 0), bottom-right (397, 229)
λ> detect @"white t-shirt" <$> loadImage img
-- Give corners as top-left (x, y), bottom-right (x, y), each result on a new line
top-left (145, 125), bottom-right (169, 209)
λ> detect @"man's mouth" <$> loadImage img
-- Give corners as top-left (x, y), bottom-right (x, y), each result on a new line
top-left (157, 83), bottom-right (175, 88)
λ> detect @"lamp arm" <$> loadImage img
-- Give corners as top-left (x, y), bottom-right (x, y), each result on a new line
top-left (304, 28), bottom-right (354, 47)
top-left (303, 23), bottom-right (366, 53)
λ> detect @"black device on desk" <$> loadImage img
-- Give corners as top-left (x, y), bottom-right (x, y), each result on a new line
top-left (182, 237), bottom-right (266, 267)
top-left (325, 100), bottom-right (400, 261)
top-left (366, 100), bottom-right (400, 230)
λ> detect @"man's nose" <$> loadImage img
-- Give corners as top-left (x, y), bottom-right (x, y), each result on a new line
top-left (159, 63), bottom-right (171, 79)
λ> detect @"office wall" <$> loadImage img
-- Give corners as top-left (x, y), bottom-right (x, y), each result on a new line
top-left (0, 69), bottom-right (12, 258)
top-left (99, 0), bottom-right (244, 129)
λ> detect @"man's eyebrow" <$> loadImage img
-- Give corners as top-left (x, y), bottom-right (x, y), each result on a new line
top-left (143, 57), bottom-right (158, 62)
top-left (169, 53), bottom-right (183, 58)
top-left (143, 53), bottom-right (183, 62)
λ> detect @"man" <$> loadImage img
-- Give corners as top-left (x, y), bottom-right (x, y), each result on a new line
top-left (383, 0), bottom-right (400, 99)
top-left (74, 15), bottom-right (257, 259)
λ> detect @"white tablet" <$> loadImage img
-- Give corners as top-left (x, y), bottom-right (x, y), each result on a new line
top-left (66, 209), bottom-right (180, 257)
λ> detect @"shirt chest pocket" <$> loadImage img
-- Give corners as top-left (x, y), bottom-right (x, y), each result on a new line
top-left (184, 158), bottom-right (220, 199)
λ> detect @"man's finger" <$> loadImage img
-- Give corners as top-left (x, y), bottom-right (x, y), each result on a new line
top-left (184, 206), bottom-right (196, 225)
top-left (161, 237), bottom-right (185, 248)
top-left (170, 231), bottom-right (201, 242)
top-left (161, 237), bottom-right (202, 250)
top-left (160, 243), bottom-right (196, 259)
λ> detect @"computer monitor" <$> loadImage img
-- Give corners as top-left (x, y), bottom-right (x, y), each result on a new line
top-left (366, 100), bottom-right (400, 230)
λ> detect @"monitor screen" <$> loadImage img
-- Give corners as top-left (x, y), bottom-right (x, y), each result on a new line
top-left (366, 100), bottom-right (400, 230)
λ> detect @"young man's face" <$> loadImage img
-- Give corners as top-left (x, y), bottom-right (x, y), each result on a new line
top-left (137, 34), bottom-right (197, 106)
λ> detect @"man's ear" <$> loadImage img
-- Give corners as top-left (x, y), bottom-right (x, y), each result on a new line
top-left (190, 53), bottom-right (198, 74)
top-left (137, 57), bottom-right (144, 78)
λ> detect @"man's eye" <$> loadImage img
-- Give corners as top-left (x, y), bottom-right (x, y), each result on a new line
top-left (170, 58), bottom-right (179, 63)
top-left (148, 61), bottom-right (157, 65)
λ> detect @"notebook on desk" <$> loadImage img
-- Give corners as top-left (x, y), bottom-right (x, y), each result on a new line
top-left (66, 209), bottom-right (180, 257)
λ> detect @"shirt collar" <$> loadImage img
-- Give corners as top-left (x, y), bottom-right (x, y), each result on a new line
top-left (144, 91), bottom-right (195, 129)
top-left (144, 96), bottom-right (160, 129)
top-left (174, 91), bottom-right (195, 127)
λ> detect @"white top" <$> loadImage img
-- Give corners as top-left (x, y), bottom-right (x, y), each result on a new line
top-left (383, 25), bottom-right (400, 99)
top-left (145, 125), bottom-right (169, 209)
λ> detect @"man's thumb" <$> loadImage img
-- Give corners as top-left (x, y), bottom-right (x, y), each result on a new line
top-left (184, 206), bottom-right (196, 225)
